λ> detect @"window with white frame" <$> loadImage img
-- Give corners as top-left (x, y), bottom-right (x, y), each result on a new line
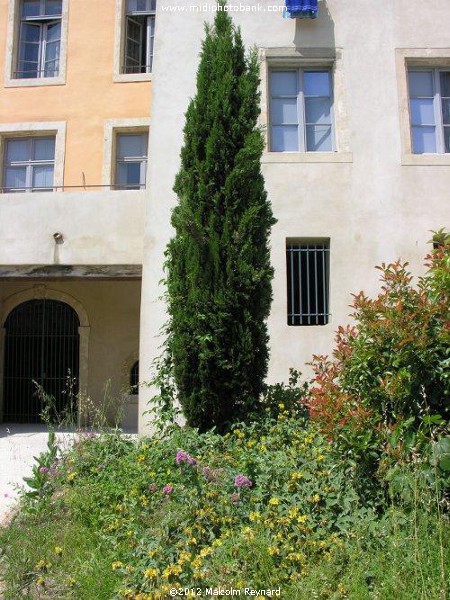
top-left (269, 69), bottom-right (334, 152)
top-left (15, 0), bottom-right (62, 79)
top-left (115, 132), bottom-right (148, 189)
top-left (286, 240), bottom-right (330, 326)
top-left (3, 136), bottom-right (55, 192)
top-left (123, 0), bottom-right (156, 74)
top-left (408, 69), bottom-right (450, 154)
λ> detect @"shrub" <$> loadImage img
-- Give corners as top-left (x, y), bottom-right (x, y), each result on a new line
top-left (164, 3), bottom-right (275, 432)
top-left (306, 239), bottom-right (450, 480)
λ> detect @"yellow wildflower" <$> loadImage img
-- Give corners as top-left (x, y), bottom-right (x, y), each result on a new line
top-left (144, 568), bottom-right (158, 579)
top-left (249, 511), bottom-right (261, 522)
top-left (54, 546), bottom-right (63, 555)
top-left (268, 497), bottom-right (280, 506)
top-left (35, 559), bottom-right (51, 571)
top-left (112, 561), bottom-right (124, 570)
top-left (67, 471), bottom-right (77, 482)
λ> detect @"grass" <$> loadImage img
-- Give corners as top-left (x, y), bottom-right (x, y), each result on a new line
top-left (0, 417), bottom-right (449, 599)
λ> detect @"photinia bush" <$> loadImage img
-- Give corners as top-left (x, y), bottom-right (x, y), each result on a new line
top-left (306, 238), bottom-right (450, 475)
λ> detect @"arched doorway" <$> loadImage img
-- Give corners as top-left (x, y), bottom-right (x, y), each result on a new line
top-left (3, 299), bottom-right (80, 423)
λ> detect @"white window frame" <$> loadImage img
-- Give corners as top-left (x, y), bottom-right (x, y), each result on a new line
top-left (115, 132), bottom-right (148, 190)
top-left (3, 136), bottom-right (56, 192)
top-left (124, 11), bottom-right (155, 74)
top-left (269, 67), bottom-right (335, 153)
top-left (396, 49), bottom-right (450, 166)
top-left (16, 0), bottom-right (62, 79)
top-left (4, 0), bottom-right (69, 88)
top-left (103, 119), bottom-right (150, 190)
top-left (260, 48), bottom-right (352, 164)
top-left (113, 0), bottom-right (155, 83)
top-left (408, 68), bottom-right (450, 155)
top-left (0, 121), bottom-right (66, 193)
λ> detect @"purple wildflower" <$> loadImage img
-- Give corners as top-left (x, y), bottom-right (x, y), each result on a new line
top-left (175, 450), bottom-right (197, 466)
top-left (234, 474), bottom-right (253, 489)
top-left (163, 485), bottom-right (173, 496)
top-left (39, 467), bottom-right (49, 475)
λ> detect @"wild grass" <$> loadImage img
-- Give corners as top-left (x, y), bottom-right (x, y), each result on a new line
top-left (0, 417), bottom-right (448, 599)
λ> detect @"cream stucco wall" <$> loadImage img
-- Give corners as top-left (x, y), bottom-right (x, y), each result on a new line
top-left (0, 189), bottom-right (146, 264)
top-left (139, 0), bottom-right (450, 430)
top-left (0, 279), bottom-right (141, 426)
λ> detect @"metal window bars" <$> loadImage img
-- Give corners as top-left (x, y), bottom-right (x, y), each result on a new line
top-left (286, 241), bottom-right (330, 326)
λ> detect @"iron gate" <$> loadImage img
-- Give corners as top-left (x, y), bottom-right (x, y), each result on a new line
top-left (3, 299), bottom-right (80, 423)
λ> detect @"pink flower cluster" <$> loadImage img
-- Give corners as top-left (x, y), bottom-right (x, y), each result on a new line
top-left (234, 474), bottom-right (253, 489)
top-left (175, 450), bottom-right (197, 466)
top-left (163, 485), bottom-right (173, 495)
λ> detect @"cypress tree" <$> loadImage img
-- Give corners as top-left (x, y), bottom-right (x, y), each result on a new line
top-left (164, 2), bottom-right (275, 432)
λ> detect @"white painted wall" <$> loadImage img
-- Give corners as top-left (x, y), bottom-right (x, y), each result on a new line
top-left (139, 0), bottom-right (450, 430)
top-left (0, 190), bottom-right (145, 265)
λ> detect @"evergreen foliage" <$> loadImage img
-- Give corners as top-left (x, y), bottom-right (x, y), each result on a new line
top-left (164, 3), bottom-right (275, 432)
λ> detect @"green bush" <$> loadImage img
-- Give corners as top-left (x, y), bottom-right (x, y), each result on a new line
top-left (306, 238), bottom-right (450, 487)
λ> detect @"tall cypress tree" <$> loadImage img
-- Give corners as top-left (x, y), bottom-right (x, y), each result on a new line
top-left (164, 3), bottom-right (275, 432)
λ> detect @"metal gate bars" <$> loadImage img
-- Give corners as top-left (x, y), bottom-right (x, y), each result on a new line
top-left (3, 299), bottom-right (80, 423)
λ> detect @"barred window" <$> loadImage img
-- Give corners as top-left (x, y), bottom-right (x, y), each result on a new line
top-left (286, 240), bottom-right (330, 326)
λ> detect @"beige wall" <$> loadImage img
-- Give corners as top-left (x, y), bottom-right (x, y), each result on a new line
top-left (0, 279), bottom-right (141, 424)
top-left (0, 189), bottom-right (146, 265)
top-left (0, 0), bottom-right (151, 188)
top-left (139, 0), bottom-right (450, 430)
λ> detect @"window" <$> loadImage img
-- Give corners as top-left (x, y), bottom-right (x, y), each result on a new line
top-left (3, 136), bottom-right (55, 192)
top-left (286, 240), bottom-right (330, 326)
top-left (115, 132), bottom-right (148, 190)
top-left (269, 69), bottom-right (334, 152)
top-left (123, 0), bottom-right (156, 74)
top-left (408, 69), bottom-right (450, 154)
top-left (15, 0), bottom-right (62, 79)
top-left (130, 361), bottom-right (139, 394)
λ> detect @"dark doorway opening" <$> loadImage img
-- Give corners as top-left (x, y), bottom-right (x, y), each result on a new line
top-left (3, 299), bottom-right (80, 423)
